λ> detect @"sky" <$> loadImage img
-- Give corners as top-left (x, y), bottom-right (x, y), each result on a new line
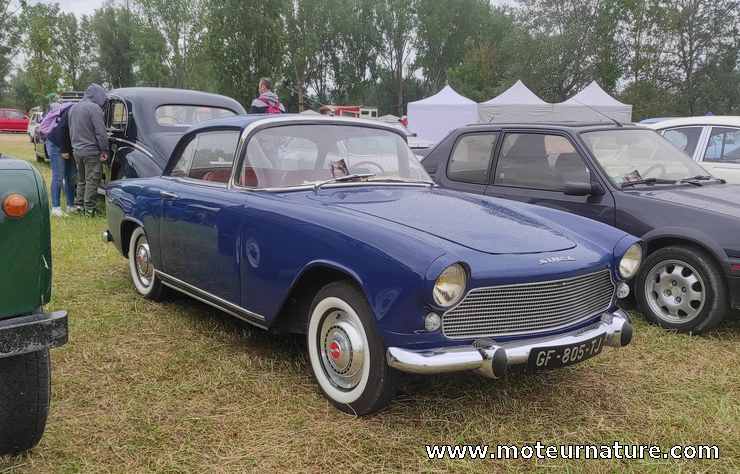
top-left (42, 0), bottom-right (105, 16)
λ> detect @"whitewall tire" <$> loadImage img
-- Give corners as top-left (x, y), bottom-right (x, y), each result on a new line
top-left (307, 282), bottom-right (398, 415)
top-left (128, 226), bottom-right (165, 301)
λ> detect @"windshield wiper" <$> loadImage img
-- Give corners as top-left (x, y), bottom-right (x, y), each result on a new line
top-left (313, 173), bottom-right (376, 192)
top-left (679, 175), bottom-right (725, 185)
top-left (621, 178), bottom-right (676, 189)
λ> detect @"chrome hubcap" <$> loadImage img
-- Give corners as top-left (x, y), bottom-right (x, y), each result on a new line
top-left (319, 310), bottom-right (365, 390)
top-left (646, 259), bottom-right (705, 324)
top-left (135, 237), bottom-right (153, 288)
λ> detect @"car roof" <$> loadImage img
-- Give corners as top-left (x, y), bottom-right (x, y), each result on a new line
top-left (186, 114), bottom-right (408, 135)
top-left (110, 87), bottom-right (247, 114)
top-left (646, 116), bottom-right (740, 129)
top-left (457, 121), bottom-right (642, 133)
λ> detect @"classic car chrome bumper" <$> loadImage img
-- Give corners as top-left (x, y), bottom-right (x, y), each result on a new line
top-left (386, 310), bottom-right (632, 379)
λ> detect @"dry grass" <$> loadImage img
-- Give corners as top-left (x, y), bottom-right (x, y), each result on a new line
top-left (0, 133), bottom-right (738, 473)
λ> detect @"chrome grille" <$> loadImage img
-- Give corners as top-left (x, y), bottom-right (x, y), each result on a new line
top-left (442, 269), bottom-right (615, 339)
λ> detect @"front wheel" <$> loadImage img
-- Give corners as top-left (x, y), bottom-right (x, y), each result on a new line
top-left (0, 350), bottom-right (51, 455)
top-left (128, 226), bottom-right (165, 301)
top-left (307, 282), bottom-right (398, 415)
top-left (636, 246), bottom-right (727, 333)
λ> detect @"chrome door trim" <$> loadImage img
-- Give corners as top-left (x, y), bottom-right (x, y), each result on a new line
top-left (155, 270), bottom-right (267, 328)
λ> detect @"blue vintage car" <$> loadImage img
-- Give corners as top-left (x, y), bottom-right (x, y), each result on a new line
top-left (102, 115), bottom-right (641, 415)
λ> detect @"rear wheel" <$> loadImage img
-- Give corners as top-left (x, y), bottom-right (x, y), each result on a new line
top-left (307, 282), bottom-right (398, 415)
top-left (128, 226), bottom-right (165, 301)
top-left (636, 246), bottom-right (727, 333)
top-left (0, 350), bottom-right (51, 455)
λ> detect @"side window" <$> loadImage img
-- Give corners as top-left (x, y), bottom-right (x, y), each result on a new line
top-left (447, 133), bottom-right (498, 184)
top-left (662, 127), bottom-right (702, 157)
top-left (187, 131), bottom-right (240, 182)
top-left (170, 137), bottom-right (198, 178)
top-left (494, 133), bottom-right (586, 191)
top-left (704, 127), bottom-right (740, 163)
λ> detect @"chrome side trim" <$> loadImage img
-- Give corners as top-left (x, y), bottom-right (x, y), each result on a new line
top-left (155, 270), bottom-right (267, 328)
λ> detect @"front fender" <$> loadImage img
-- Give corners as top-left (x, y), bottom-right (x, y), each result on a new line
top-left (642, 226), bottom-right (728, 264)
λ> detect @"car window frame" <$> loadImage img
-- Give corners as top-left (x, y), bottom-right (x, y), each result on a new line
top-left (445, 131), bottom-right (499, 186)
top-left (703, 126), bottom-right (740, 163)
top-left (231, 121), bottom-right (415, 192)
top-left (154, 103), bottom-right (239, 128)
top-left (163, 126), bottom-right (241, 188)
top-left (490, 130), bottom-right (591, 192)
top-left (660, 126), bottom-right (706, 160)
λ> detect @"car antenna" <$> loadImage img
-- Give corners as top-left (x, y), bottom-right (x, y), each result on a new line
top-left (568, 98), bottom-right (623, 127)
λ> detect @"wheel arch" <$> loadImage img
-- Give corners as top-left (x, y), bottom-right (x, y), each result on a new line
top-left (641, 228), bottom-right (730, 295)
top-left (642, 227), bottom-right (727, 265)
top-left (270, 261), bottom-right (366, 335)
top-left (119, 217), bottom-right (144, 258)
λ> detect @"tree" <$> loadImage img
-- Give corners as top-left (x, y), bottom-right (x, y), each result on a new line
top-left (91, 4), bottom-right (137, 88)
top-left (19, 1), bottom-right (62, 106)
top-left (0, 0), bottom-right (21, 102)
top-left (57, 12), bottom-right (83, 89)
top-left (374, 0), bottom-right (416, 115)
top-left (135, 0), bottom-right (206, 88)
top-left (204, 0), bottom-right (285, 107)
top-left (662, 0), bottom-right (739, 114)
top-left (414, 0), bottom-right (492, 91)
top-left (284, 0), bottom-right (331, 111)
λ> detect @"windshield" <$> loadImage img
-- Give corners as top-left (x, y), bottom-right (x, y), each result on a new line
top-left (582, 129), bottom-right (710, 186)
top-left (155, 105), bottom-right (236, 127)
top-left (237, 124), bottom-right (431, 189)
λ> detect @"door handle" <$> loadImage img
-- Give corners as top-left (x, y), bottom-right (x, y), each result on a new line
top-left (160, 191), bottom-right (178, 199)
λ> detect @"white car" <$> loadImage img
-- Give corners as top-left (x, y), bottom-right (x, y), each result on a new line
top-left (646, 116), bottom-right (740, 184)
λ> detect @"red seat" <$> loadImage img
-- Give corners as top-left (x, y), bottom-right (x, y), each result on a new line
top-left (201, 168), bottom-right (232, 183)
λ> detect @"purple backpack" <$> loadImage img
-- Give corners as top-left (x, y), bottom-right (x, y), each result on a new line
top-left (38, 102), bottom-right (73, 138)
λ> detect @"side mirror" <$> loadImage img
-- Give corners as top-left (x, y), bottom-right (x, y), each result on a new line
top-left (564, 181), bottom-right (604, 196)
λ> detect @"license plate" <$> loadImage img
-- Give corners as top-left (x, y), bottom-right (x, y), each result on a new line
top-left (528, 334), bottom-right (606, 371)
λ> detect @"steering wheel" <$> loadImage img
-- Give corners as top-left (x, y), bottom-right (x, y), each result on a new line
top-left (351, 161), bottom-right (385, 174)
top-left (641, 163), bottom-right (666, 178)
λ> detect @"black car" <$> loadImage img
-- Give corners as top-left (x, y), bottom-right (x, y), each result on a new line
top-left (422, 122), bottom-right (740, 333)
top-left (103, 88), bottom-right (246, 183)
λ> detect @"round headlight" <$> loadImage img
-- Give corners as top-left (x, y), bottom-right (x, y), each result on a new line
top-left (619, 243), bottom-right (643, 279)
top-left (433, 264), bottom-right (467, 307)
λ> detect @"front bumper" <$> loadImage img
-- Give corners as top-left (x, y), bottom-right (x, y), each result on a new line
top-left (0, 311), bottom-right (68, 358)
top-left (386, 310), bottom-right (632, 378)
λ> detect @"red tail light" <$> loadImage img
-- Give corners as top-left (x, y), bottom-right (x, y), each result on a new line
top-left (2, 193), bottom-right (29, 218)
top-left (731, 264), bottom-right (740, 273)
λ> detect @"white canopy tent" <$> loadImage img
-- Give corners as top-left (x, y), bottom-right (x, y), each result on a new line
top-left (555, 81), bottom-right (632, 122)
top-left (407, 85), bottom-right (478, 144)
top-left (478, 80), bottom-right (556, 123)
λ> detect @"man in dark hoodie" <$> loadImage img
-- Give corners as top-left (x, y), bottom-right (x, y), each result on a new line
top-left (249, 78), bottom-right (285, 114)
top-left (69, 83), bottom-right (109, 216)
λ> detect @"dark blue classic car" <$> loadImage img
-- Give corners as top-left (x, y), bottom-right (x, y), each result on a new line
top-left (103, 115), bottom-right (640, 414)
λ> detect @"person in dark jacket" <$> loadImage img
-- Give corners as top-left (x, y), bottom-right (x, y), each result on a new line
top-left (46, 102), bottom-right (77, 217)
top-left (249, 78), bottom-right (285, 114)
top-left (69, 83), bottom-right (109, 216)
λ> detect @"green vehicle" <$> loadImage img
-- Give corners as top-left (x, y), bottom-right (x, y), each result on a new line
top-left (0, 158), bottom-right (68, 455)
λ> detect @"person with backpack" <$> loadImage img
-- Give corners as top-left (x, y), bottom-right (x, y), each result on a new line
top-left (40, 100), bottom-right (77, 217)
top-left (249, 78), bottom-right (285, 114)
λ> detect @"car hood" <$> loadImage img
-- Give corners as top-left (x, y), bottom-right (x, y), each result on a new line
top-left (314, 186), bottom-right (577, 255)
top-left (627, 183), bottom-right (740, 219)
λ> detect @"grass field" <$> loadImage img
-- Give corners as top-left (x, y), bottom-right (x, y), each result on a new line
top-left (0, 132), bottom-right (738, 473)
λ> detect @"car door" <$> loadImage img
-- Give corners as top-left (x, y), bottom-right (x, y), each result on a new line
top-left (433, 132), bottom-right (499, 194)
top-left (485, 131), bottom-right (616, 226)
top-left (158, 129), bottom-right (246, 305)
top-left (697, 126), bottom-right (740, 184)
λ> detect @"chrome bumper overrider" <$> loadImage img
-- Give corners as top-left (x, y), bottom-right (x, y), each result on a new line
top-left (386, 310), bottom-right (632, 379)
